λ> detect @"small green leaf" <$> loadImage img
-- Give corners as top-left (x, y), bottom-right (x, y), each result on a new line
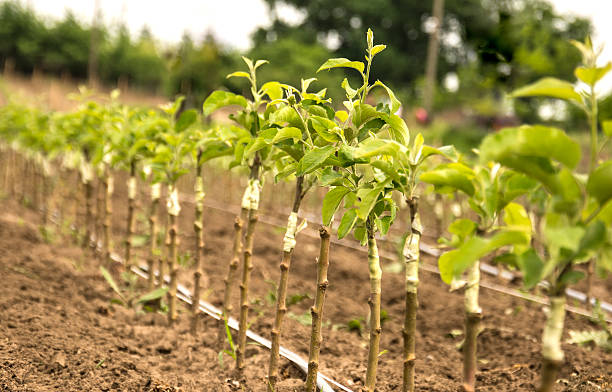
top-left (322, 187), bottom-right (351, 226)
top-left (99, 266), bottom-right (125, 302)
top-left (420, 163), bottom-right (476, 197)
top-left (503, 202), bottom-right (531, 232)
top-left (448, 219), bottom-right (478, 243)
top-left (511, 77), bottom-right (582, 103)
top-left (372, 80), bottom-right (400, 114)
top-left (575, 63), bottom-right (611, 86)
top-left (602, 120), bottom-right (612, 137)
top-left (136, 287), bottom-right (169, 304)
top-left (261, 81), bottom-right (283, 101)
top-left (371, 44), bottom-right (386, 57)
top-left (175, 109), bottom-right (197, 132)
top-left (587, 161), bottom-right (612, 205)
top-left (438, 230), bottom-right (528, 284)
top-left (338, 209), bottom-right (358, 239)
top-left (269, 106), bottom-right (301, 126)
top-left (354, 139), bottom-right (403, 159)
top-left (341, 78), bottom-right (359, 100)
top-left (254, 59), bottom-right (269, 69)
top-left (203, 91), bottom-right (247, 117)
top-left (516, 249), bottom-right (544, 289)
top-left (272, 127), bottom-right (302, 144)
top-left (576, 220), bottom-right (606, 258)
top-left (543, 213), bottom-right (584, 254)
top-left (317, 58), bottom-right (365, 74)
top-left (381, 113), bottom-right (410, 146)
top-left (356, 186), bottom-right (383, 220)
top-left (297, 145), bottom-right (336, 175)
top-left (480, 125), bottom-right (581, 170)
top-left (335, 110), bottom-right (349, 122)
top-left (226, 71), bottom-right (251, 80)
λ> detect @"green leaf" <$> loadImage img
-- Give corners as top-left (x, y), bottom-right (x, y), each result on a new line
top-left (175, 109), bottom-right (197, 132)
top-left (297, 145), bottom-right (336, 176)
top-left (261, 81), bottom-right (283, 101)
top-left (575, 62), bottom-right (611, 86)
top-left (341, 78), bottom-right (359, 100)
top-left (516, 249), bottom-right (544, 289)
top-left (322, 187), bottom-right (351, 226)
top-left (438, 230), bottom-right (529, 284)
top-left (356, 186), bottom-right (383, 220)
top-left (448, 219), bottom-right (478, 243)
top-left (269, 106), bottom-right (301, 127)
top-left (254, 59), bottom-right (269, 69)
top-left (136, 287), bottom-right (169, 304)
top-left (602, 120), bottom-right (612, 137)
top-left (226, 71), bottom-right (251, 80)
top-left (409, 133), bottom-right (424, 165)
top-left (354, 139), bottom-right (403, 159)
top-left (310, 116), bottom-right (341, 142)
top-left (511, 77), bottom-right (582, 103)
top-left (381, 113), bottom-right (410, 146)
top-left (559, 270), bottom-right (585, 286)
top-left (543, 213), bottom-right (584, 254)
top-left (587, 161), bottom-right (612, 205)
top-left (597, 246), bottom-right (612, 276)
top-left (420, 163), bottom-right (476, 196)
top-left (317, 58), bottom-right (365, 74)
top-left (480, 125), bottom-right (581, 169)
top-left (370, 160), bottom-right (401, 183)
top-left (372, 80), bottom-right (400, 114)
top-left (503, 202), bottom-right (531, 232)
top-left (99, 266), bottom-right (125, 302)
top-left (353, 103), bottom-right (382, 128)
top-left (371, 44), bottom-right (386, 57)
top-left (338, 209), bottom-right (358, 239)
top-left (202, 91), bottom-right (247, 117)
top-left (319, 167), bottom-right (345, 186)
top-left (335, 110), bottom-right (349, 123)
top-left (504, 202), bottom-right (532, 253)
top-left (576, 220), bottom-right (606, 258)
top-left (272, 127), bottom-right (302, 144)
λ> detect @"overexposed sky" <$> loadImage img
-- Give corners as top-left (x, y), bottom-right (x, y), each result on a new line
top-left (24, 0), bottom-right (612, 91)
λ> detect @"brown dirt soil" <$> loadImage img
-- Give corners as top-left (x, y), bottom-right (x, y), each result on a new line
top-left (0, 172), bottom-right (611, 392)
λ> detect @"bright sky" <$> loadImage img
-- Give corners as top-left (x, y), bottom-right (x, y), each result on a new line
top-left (26, 0), bottom-right (612, 91)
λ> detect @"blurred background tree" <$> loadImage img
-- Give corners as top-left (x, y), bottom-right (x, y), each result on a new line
top-left (0, 0), bottom-right (605, 128)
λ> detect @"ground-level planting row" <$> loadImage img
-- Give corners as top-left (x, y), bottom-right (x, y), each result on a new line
top-left (0, 197), bottom-right (610, 392)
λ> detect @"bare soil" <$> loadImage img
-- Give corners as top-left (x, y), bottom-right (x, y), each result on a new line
top-left (0, 174), bottom-right (611, 392)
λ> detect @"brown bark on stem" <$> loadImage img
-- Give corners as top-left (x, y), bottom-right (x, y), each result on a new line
top-left (365, 219), bottom-right (382, 392)
top-left (95, 174), bottom-right (104, 255)
top-left (267, 176), bottom-right (305, 391)
top-left (191, 159), bottom-right (206, 335)
top-left (147, 184), bottom-right (160, 289)
top-left (403, 197), bottom-right (421, 392)
top-left (158, 211), bottom-right (170, 290)
top-left (304, 226), bottom-right (331, 392)
top-left (462, 311), bottom-right (482, 391)
top-left (83, 175), bottom-right (93, 251)
top-left (236, 156), bottom-right (261, 374)
top-left (103, 172), bottom-right (113, 266)
top-left (167, 211), bottom-right (179, 325)
top-left (217, 209), bottom-right (246, 349)
top-left (125, 161), bottom-right (137, 268)
top-left (586, 260), bottom-right (594, 310)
